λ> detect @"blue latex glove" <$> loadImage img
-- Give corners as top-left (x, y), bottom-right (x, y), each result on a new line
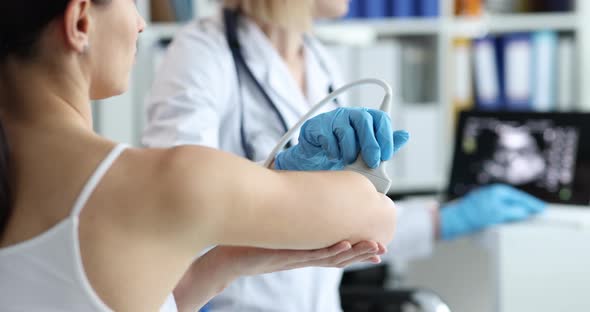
top-left (275, 107), bottom-right (409, 171)
top-left (440, 184), bottom-right (547, 240)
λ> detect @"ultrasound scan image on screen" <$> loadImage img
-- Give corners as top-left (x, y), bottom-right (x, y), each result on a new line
top-left (448, 112), bottom-right (590, 205)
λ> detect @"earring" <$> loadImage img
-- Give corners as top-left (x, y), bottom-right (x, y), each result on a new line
top-left (82, 42), bottom-right (90, 53)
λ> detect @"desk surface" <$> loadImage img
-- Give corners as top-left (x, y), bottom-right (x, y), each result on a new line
top-left (533, 204), bottom-right (590, 229)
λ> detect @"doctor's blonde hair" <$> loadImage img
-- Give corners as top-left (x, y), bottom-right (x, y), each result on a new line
top-left (224, 0), bottom-right (314, 31)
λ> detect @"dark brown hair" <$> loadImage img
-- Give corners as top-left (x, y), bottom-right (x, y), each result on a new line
top-left (0, 0), bottom-right (109, 237)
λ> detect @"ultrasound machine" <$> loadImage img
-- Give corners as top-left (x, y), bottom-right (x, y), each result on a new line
top-left (398, 111), bottom-right (590, 312)
top-left (446, 111), bottom-right (590, 226)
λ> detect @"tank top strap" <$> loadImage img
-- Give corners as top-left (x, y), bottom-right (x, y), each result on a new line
top-left (70, 144), bottom-right (128, 217)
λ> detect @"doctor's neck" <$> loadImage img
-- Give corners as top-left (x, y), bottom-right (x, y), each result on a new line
top-left (257, 21), bottom-right (305, 63)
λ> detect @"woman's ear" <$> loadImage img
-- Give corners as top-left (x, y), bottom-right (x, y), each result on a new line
top-left (63, 0), bottom-right (92, 53)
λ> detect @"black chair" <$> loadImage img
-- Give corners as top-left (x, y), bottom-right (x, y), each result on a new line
top-left (340, 265), bottom-right (451, 312)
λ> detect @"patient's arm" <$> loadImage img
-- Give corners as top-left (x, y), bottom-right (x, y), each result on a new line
top-left (158, 145), bottom-right (397, 252)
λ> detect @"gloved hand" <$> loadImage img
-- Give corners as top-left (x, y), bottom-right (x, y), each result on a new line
top-left (440, 184), bottom-right (547, 240)
top-left (275, 107), bottom-right (409, 171)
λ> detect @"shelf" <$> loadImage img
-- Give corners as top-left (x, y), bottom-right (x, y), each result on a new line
top-left (450, 13), bottom-right (579, 37)
top-left (314, 18), bottom-right (441, 44)
top-left (333, 18), bottom-right (441, 35)
top-left (315, 13), bottom-right (579, 43)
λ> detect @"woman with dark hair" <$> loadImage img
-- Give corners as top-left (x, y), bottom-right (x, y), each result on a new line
top-left (0, 1), bottom-right (402, 311)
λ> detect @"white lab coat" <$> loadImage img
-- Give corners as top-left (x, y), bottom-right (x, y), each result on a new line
top-left (143, 13), bottom-right (435, 312)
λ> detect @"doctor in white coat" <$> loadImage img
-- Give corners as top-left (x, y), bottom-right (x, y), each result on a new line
top-left (143, 0), bottom-right (547, 311)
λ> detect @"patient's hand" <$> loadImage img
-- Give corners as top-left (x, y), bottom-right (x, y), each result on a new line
top-left (173, 241), bottom-right (385, 312)
top-left (210, 240), bottom-right (386, 276)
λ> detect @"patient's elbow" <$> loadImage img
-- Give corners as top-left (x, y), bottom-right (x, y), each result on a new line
top-left (360, 194), bottom-right (397, 246)
top-left (365, 194), bottom-right (397, 246)
top-left (343, 173), bottom-right (397, 246)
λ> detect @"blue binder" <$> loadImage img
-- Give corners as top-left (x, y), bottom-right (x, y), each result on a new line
top-left (345, 0), bottom-right (361, 19)
top-left (418, 0), bottom-right (439, 17)
top-left (473, 37), bottom-right (505, 111)
top-left (531, 31), bottom-right (558, 112)
top-left (362, 0), bottom-right (388, 18)
top-left (501, 33), bottom-right (533, 111)
top-left (388, 0), bottom-right (416, 17)
top-left (543, 0), bottom-right (573, 12)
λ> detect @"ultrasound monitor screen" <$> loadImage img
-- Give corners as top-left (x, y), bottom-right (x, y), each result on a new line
top-left (447, 112), bottom-right (590, 205)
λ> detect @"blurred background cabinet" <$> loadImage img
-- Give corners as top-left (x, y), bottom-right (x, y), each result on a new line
top-left (398, 204), bottom-right (590, 312)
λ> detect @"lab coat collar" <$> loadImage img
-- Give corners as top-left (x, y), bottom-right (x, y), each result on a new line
top-left (237, 18), bottom-right (270, 86)
top-left (303, 36), bottom-right (337, 108)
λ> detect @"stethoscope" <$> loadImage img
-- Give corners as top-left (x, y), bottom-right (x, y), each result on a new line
top-left (222, 9), bottom-right (339, 161)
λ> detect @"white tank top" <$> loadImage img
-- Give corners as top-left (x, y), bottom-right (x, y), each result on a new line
top-left (0, 144), bottom-right (177, 312)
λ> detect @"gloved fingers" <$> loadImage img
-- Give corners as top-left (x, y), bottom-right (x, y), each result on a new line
top-left (334, 125), bottom-right (360, 165)
top-left (508, 195), bottom-right (547, 214)
top-left (316, 130), bottom-right (341, 160)
top-left (499, 205), bottom-right (533, 223)
top-left (274, 150), bottom-right (287, 170)
top-left (366, 109), bottom-right (394, 161)
top-left (496, 184), bottom-right (547, 213)
top-left (348, 109), bottom-right (381, 168)
top-left (393, 130), bottom-right (410, 154)
top-left (300, 115), bottom-right (341, 160)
